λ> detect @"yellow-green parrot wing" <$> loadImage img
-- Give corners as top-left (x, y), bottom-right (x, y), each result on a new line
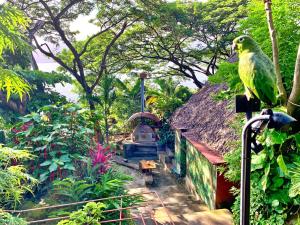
top-left (239, 52), bottom-right (278, 105)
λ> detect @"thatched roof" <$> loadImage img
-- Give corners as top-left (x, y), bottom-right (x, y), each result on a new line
top-left (170, 84), bottom-right (238, 156)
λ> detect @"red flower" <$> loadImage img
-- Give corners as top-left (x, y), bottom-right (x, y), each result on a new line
top-left (89, 144), bottom-right (114, 174)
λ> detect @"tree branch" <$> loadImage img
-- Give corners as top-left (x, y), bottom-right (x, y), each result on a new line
top-left (32, 36), bottom-right (80, 81)
top-left (55, 0), bottom-right (81, 20)
top-left (264, 0), bottom-right (287, 104)
top-left (91, 21), bottom-right (128, 90)
top-left (287, 44), bottom-right (300, 121)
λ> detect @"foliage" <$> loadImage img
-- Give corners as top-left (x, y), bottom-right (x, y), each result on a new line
top-left (157, 119), bottom-right (175, 149)
top-left (92, 75), bottom-right (121, 142)
top-left (8, 0), bottom-right (141, 111)
top-left (0, 145), bottom-right (38, 209)
top-left (51, 167), bottom-right (141, 224)
top-left (0, 67), bottom-right (30, 101)
top-left (52, 178), bottom-right (94, 203)
top-left (0, 210), bottom-right (27, 225)
top-left (229, 129), bottom-right (300, 224)
top-left (89, 144), bottom-right (114, 174)
top-left (16, 70), bottom-right (70, 113)
top-left (112, 78), bottom-right (141, 132)
top-left (10, 103), bottom-right (94, 183)
top-left (57, 202), bottom-right (106, 225)
top-left (0, 4), bottom-right (28, 56)
top-left (52, 168), bottom-right (133, 203)
top-left (147, 78), bottom-right (193, 118)
top-left (289, 161), bottom-right (300, 198)
top-left (0, 4), bottom-right (30, 99)
top-left (208, 62), bottom-right (243, 100)
top-left (119, 0), bottom-right (247, 87)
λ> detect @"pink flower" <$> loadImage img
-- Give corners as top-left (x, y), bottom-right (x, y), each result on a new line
top-left (89, 144), bottom-right (114, 174)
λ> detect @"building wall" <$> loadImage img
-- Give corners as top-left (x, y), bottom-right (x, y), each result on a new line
top-left (185, 141), bottom-right (217, 209)
top-left (174, 130), bottom-right (186, 176)
top-left (174, 129), bottom-right (217, 209)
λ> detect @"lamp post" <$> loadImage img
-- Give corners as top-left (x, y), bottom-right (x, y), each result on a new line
top-left (240, 110), bottom-right (296, 225)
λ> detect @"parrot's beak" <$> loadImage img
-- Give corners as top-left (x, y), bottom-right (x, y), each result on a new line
top-left (232, 42), bottom-right (237, 52)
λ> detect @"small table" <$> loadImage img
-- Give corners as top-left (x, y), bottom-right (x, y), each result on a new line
top-left (139, 160), bottom-right (156, 185)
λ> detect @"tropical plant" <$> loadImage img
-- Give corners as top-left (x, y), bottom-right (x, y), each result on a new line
top-left (112, 78), bottom-right (141, 132)
top-left (93, 75), bottom-right (120, 143)
top-left (89, 144), bottom-right (115, 175)
top-left (52, 168), bottom-right (132, 203)
top-left (57, 202), bottom-right (106, 225)
top-left (0, 210), bottom-right (27, 225)
top-left (289, 161), bottom-right (300, 198)
top-left (52, 178), bottom-right (93, 203)
top-left (0, 68), bottom-right (31, 101)
top-left (11, 103), bottom-right (94, 182)
top-left (0, 145), bottom-right (38, 208)
top-left (227, 128), bottom-right (300, 224)
top-left (147, 78), bottom-right (192, 118)
top-left (0, 4), bottom-right (30, 100)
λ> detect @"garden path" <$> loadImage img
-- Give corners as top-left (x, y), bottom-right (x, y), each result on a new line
top-left (116, 157), bottom-right (233, 225)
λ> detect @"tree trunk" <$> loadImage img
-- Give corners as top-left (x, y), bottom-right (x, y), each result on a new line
top-left (30, 52), bottom-right (39, 70)
top-left (287, 44), bottom-right (300, 121)
top-left (104, 116), bottom-right (109, 144)
top-left (86, 89), bottom-right (103, 144)
top-left (264, 0), bottom-right (287, 104)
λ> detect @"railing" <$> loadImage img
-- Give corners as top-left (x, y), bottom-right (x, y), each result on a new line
top-left (5, 191), bottom-right (175, 225)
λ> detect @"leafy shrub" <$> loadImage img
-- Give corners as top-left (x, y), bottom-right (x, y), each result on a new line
top-left (0, 210), bottom-right (27, 225)
top-left (229, 129), bottom-right (300, 224)
top-left (57, 202), bottom-right (106, 225)
top-left (52, 168), bottom-right (133, 203)
top-left (0, 145), bottom-right (38, 208)
top-left (89, 144), bottom-right (115, 174)
top-left (157, 119), bottom-right (175, 149)
top-left (10, 103), bottom-right (94, 182)
top-left (52, 178), bottom-right (93, 202)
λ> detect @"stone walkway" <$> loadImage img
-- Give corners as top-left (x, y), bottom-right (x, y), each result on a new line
top-left (117, 161), bottom-right (233, 225)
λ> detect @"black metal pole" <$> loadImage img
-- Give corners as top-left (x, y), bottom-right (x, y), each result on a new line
top-left (141, 77), bottom-right (145, 113)
top-left (240, 115), bottom-right (270, 225)
top-left (240, 126), bottom-right (252, 225)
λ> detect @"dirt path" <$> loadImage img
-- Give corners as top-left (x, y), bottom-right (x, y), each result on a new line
top-left (117, 160), bottom-right (211, 224)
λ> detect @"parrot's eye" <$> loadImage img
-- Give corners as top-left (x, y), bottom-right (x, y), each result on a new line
top-left (239, 37), bottom-right (244, 42)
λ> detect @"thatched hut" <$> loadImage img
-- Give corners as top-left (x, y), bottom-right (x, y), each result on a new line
top-left (170, 84), bottom-right (238, 209)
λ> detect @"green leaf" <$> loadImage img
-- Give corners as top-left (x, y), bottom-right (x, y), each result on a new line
top-left (261, 163), bottom-right (270, 191)
top-left (294, 133), bottom-right (300, 149)
top-left (63, 164), bottom-right (75, 171)
top-left (271, 177), bottom-right (284, 189)
top-left (271, 199), bottom-right (279, 207)
top-left (40, 160), bottom-right (52, 166)
top-left (40, 172), bottom-right (50, 182)
top-left (277, 155), bottom-right (288, 176)
top-left (49, 163), bottom-right (58, 172)
top-left (60, 154), bottom-right (71, 162)
top-left (251, 152), bottom-right (267, 171)
top-left (265, 130), bottom-right (287, 146)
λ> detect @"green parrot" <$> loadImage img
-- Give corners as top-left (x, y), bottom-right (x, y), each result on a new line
top-left (232, 35), bottom-right (278, 106)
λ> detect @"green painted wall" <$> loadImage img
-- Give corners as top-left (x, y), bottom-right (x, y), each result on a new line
top-left (174, 130), bottom-right (186, 177)
top-left (185, 141), bottom-right (217, 209)
top-left (174, 129), bottom-right (217, 209)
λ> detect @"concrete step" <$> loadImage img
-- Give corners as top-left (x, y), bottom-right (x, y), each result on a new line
top-left (180, 209), bottom-right (233, 225)
top-left (151, 207), bottom-right (232, 225)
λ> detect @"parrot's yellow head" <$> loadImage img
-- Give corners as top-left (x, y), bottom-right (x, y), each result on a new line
top-left (232, 35), bottom-right (260, 54)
